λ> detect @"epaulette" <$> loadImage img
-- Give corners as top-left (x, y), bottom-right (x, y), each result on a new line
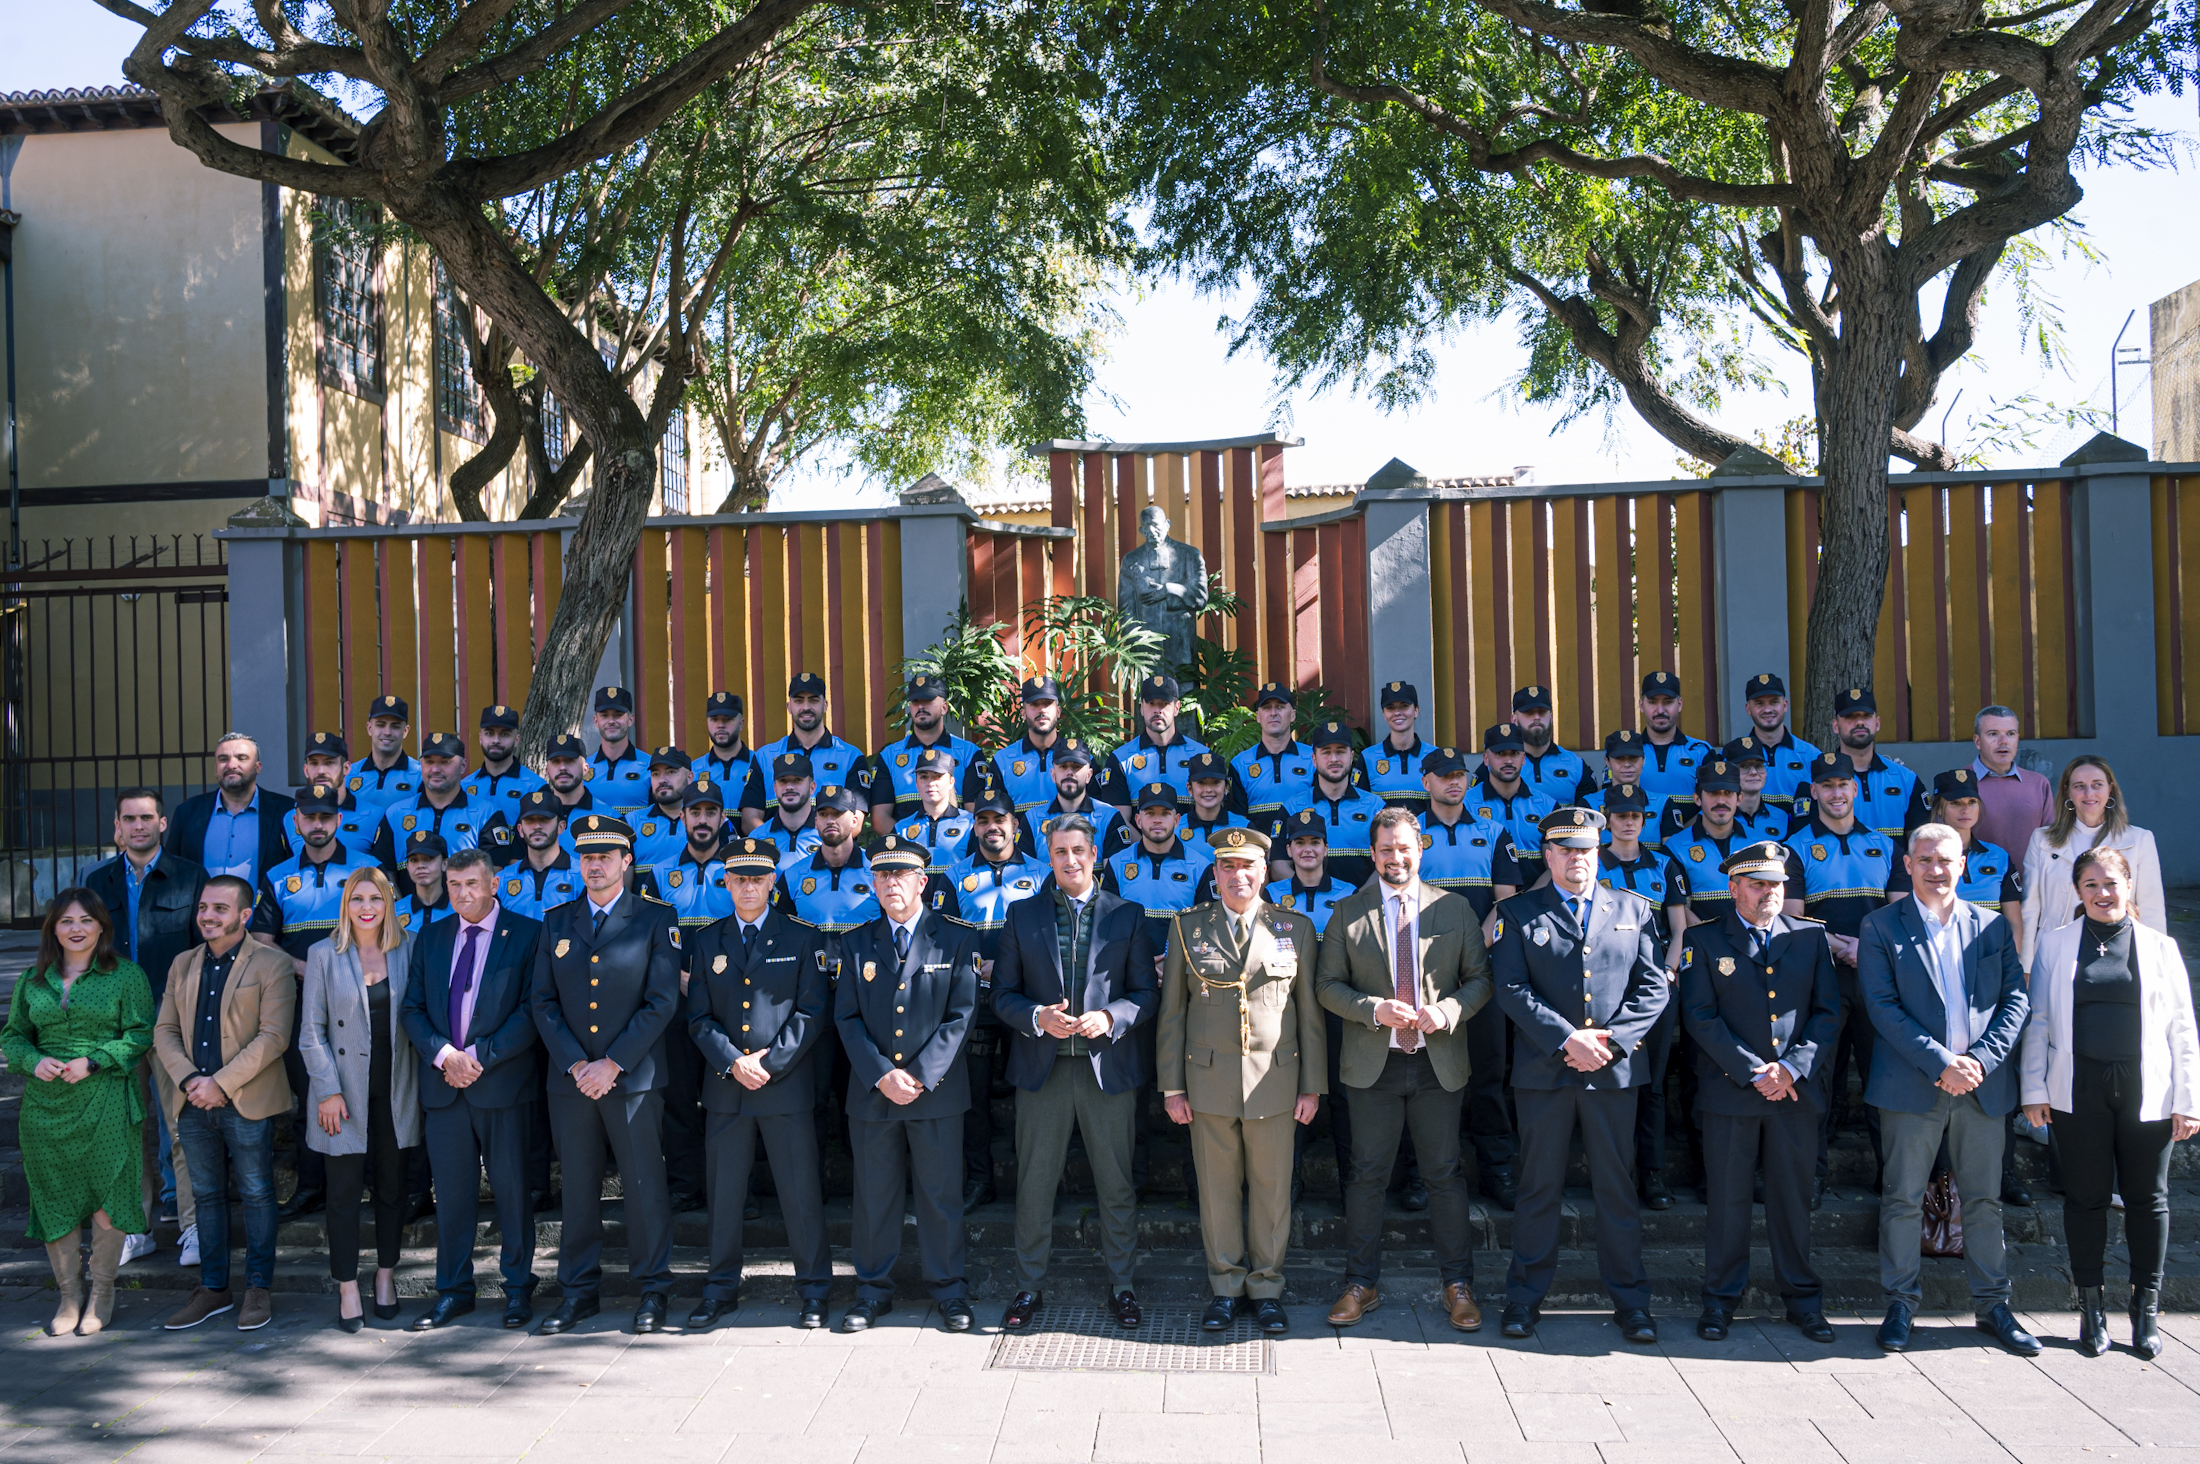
top-left (1607, 885), bottom-right (1656, 909)
top-left (547, 895), bottom-right (585, 913)
top-left (940, 914), bottom-right (976, 930)
top-left (1789, 913), bottom-right (1827, 926)
top-left (784, 914), bottom-right (818, 930)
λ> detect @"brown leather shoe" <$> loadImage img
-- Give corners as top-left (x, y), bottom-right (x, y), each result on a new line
top-left (1443, 1282), bottom-right (1483, 1332)
top-left (1327, 1283), bottom-right (1380, 1327)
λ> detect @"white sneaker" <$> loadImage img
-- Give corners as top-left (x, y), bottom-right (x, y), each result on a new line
top-left (178, 1224), bottom-right (200, 1267)
top-left (120, 1232), bottom-right (157, 1266)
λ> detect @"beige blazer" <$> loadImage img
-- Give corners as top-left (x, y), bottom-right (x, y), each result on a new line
top-left (154, 939), bottom-right (296, 1121)
top-left (1155, 899), bottom-right (1325, 1121)
top-left (1315, 878), bottom-right (1492, 1092)
top-left (298, 934), bottom-right (424, 1155)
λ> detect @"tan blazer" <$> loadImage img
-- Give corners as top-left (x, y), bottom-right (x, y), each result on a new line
top-left (1156, 899), bottom-right (1325, 1121)
top-left (155, 939), bottom-right (296, 1122)
top-left (1315, 878), bottom-right (1491, 1093)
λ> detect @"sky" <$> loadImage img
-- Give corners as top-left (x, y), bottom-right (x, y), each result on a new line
top-left (8, 0), bottom-right (2197, 503)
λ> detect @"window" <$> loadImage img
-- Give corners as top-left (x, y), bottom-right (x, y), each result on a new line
top-left (660, 408), bottom-right (689, 514)
top-left (315, 197), bottom-right (383, 397)
top-left (433, 265), bottom-right (486, 442)
top-left (540, 391), bottom-right (567, 471)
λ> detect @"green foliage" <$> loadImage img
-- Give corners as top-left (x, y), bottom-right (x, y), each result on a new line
top-left (901, 594), bottom-right (1166, 752)
top-left (897, 605), bottom-right (1026, 751)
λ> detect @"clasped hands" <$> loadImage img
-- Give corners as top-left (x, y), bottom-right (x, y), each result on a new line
top-left (1937, 1054), bottom-right (1984, 1096)
top-left (1036, 1001), bottom-right (1113, 1041)
top-left (1750, 1062), bottom-right (1798, 1101)
top-left (1373, 999), bottom-right (1443, 1035)
top-left (1562, 1028), bottom-right (1616, 1072)
top-left (30, 1056), bottom-right (91, 1084)
top-left (876, 1069), bottom-right (926, 1106)
top-left (441, 1049), bottom-right (484, 1089)
top-left (1163, 1092), bottom-right (1319, 1126)
top-left (569, 1057), bottom-right (622, 1099)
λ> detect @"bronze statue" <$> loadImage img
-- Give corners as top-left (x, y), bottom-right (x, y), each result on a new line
top-left (1117, 505), bottom-right (1209, 669)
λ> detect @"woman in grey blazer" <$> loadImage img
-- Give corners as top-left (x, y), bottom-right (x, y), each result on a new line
top-left (300, 868), bottom-right (423, 1330)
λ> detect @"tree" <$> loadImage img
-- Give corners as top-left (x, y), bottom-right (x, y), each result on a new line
top-left (1099, 0), bottom-right (2189, 733)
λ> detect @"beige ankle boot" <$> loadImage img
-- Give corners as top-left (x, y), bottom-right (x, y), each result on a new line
top-left (79, 1227), bottom-right (124, 1334)
top-left (44, 1232), bottom-right (83, 1336)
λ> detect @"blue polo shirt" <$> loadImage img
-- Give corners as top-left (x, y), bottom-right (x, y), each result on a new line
top-left (1109, 731), bottom-right (1211, 804)
top-left (875, 732), bottom-right (984, 810)
top-left (1417, 809), bottom-right (1522, 919)
top-left (1264, 874), bottom-right (1356, 935)
top-left (1753, 730), bottom-right (1823, 810)
top-left (1356, 737), bottom-right (1431, 809)
top-left (1633, 736), bottom-right (1717, 802)
top-left (1520, 743), bottom-right (1594, 802)
top-left (744, 731), bottom-right (868, 811)
top-left (460, 764), bottom-right (546, 829)
top-left (986, 736), bottom-right (1074, 813)
top-left (202, 791), bottom-right (264, 885)
top-left (1230, 740), bottom-right (1316, 821)
top-left (1783, 818), bottom-right (1895, 937)
top-left (344, 756), bottom-right (422, 827)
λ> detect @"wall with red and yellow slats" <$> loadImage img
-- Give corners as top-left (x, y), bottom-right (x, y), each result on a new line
top-left (2150, 475), bottom-right (2200, 735)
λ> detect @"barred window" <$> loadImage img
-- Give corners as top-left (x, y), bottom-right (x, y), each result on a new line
top-left (315, 198), bottom-right (383, 397)
top-left (433, 266), bottom-right (486, 442)
top-left (540, 391), bottom-right (567, 472)
top-left (661, 408), bottom-right (689, 514)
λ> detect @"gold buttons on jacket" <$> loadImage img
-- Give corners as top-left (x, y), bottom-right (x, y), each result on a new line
top-left (742, 1001), bottom-right (750, 1008)
top-left (591, 955), bottom-right (599, 963)
top-left (741, 1025), bottom-right (750, 1032)
top-left (897, 1005), bottom-right (904, 1013)
top-left (589, 1025), bottom-right (599, 1033)
top-left (895, 1029), bottom-right (904, 1036)
top-left (894, 1053), bottom-right (904, 1061)
top-left (589, 1002), bottom-right (598, 1009)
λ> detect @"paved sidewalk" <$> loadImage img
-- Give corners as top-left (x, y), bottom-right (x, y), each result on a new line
top-left (3, 1288), bottom-right (2200, 1464)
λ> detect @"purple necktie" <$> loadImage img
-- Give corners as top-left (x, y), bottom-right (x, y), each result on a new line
top-left (449, 923), bottom-right (484, 1047)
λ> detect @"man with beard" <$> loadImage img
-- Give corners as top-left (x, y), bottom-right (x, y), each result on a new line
top-left (1587, 731), bottom-right (1672, 849)
top-left (692, 692), bottom-right (759, 819)
top-left (1654, 736), bottom-right (1792, 849)
top-left (1664, 760), bottom-right (1804, 950)
top-left (293, 734), bottom-right (378, 858)
top-left (461, 704), bottom-right (544, 830)
top-left (1738, 674), bottom-right (1821, 813)
top-left (1108, 674), bottom-right (1210, 806)
top-left (1230, 683), bottom-right (1315, 824)
top-left (346, 695), bottom-right (422, 826)
top-left (369, 733), bottom-right (487, 870)
top-left (946, 785), bottom-right (1049, 1207)
top-left (167, 732), bottom-right (296, 888)
top-left (580, 686), bottom-right (650, 816)
top-left (1358, 682), bottom-right (1433, 811)
top-left (781, 785), bottom-right (885, 935)
top-left (1104, 783), bottom-right (1209, 951)
top-left (1274, 722), bottom-right (1386, 888)
top-left (1027, 738), bottom-right (1124, 856)
top-left (632, 748), bottom-right (700, 869)
top-left (1469, 725), bottom-right (1557, 888)
top-left (1805, 688), bottom-right (1926, 841)
top-left (494, 790), bottom-right (586, 919)
top-left (744, 672), bottom-right (867, 820)
top-left (1632, 672), bottom-right (1717, 803)
top-left (753, 752), bottom-right (824, 861)
top-left (988, 676), bottom-right (1096, 812)
top-left (1509, 686), bottom-right (1596, 802)
top-left (877, 674), bottom-right (982, 823)
top-left (480, 736), bottom-right (598, 860)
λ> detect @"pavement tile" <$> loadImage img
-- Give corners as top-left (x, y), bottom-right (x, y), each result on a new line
top-left (364, 1406), bottom-right (569, 1455)
top-left (1489, 1353), bottom-right (1682, 1395)
top-left (1600, 1392), bottom-right (1724, 1444)
top-left (1713, 1417), bottom-right (1848, 1464)
top-left (1264, 1443), bottom-right (1466, 1464)
top-left (1811, 1418), bottom-right (2020, 1464)
top-left (1508, 1394), bottom-right (1625, 1443)
top-left (1458, 1442), bottom-right (1604, 1464)
top-left (725, 1434), bottom-right (861, 1464)
top-left (1009, 1373), bottom-right (1164, 1413)
top-left (1383, 1392), bottom-right (1523, 1444)
top-left (1255, 1399), bottom-right (1392, 1438)
top-left (1684, 1375), bottom-right (1871, 1422)
top-left (852, 1438), bottom-right (999, 1464)
top-left (547, 1393), bottom-right (701, 1431)
top-left (520, 1434), bottom-right (731, 1464)
top-left (1597, 1444), bottom-right (1743, 1464)
top-left (1162, 1375), bottom-right (1258, 1414)
top-left (1333, 1305), bottom-right (1434, 1349)
top-left (1834, 1372), bottom-right (1974, 1423)
top-left (1092, 1411), bottom-right (1260, 1463)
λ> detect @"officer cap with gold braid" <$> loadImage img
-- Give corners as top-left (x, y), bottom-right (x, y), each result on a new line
top-left (1208, 826), bottom-right (1272, 863)
top-left (869, 835), bottom-right (928, 873)
top-left (571, 814), bottom-right (636, 854)
top-left (721, 837), bottom-right (779, 876)
top-left (1721, 840), bottom-right (1791, 880)
top-left (1537, 805), bottom-right (1605, 849)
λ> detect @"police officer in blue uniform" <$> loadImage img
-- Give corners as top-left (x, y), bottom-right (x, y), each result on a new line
top-left (461, 704), bottom-right (544, 828)
top-left (1664, 759), bottom-right (1804, 939)
top-left (877, 674), bottom-right (983, 820)
top-left (1358, 681), bottom-right (1432, 810)
top-left (1275, 721), bottom-right (1385, 888)
top-left (1102, 782), bottom-right (1208, 950)
top-left (681, 837), bottom-right (833, 1330)
top-left (530, 814), bottom-right (684, 1336)
top-left (1469, 724), bottom-right (1558, 886)
top-left (1026, 737), bottom-right (1125, 856)
top-left (895, 748), bottom-right (974, 868)
top-left (1492, 806), bottom-right (1669, 1343)
top-left (495, 789), bottom-right (588, 918)
top-left (1679, 840), bottom-right (1840, 1343)
top-left (1654, 735), bottom-right (1792, 850)
top-left (1736, 673), bottom-right (1822, 811)
top-left (1180, 751), bottom-right (1251, 851)
top-left (744, 672), bottom-right (868, 817)
top-left (1588, 730), bottom-right (1671, 849)
top-left (347, 694), bottom-right (422, 825)
top-left (751, 752), bottom-right (823, 861)
top-left (1803, 687), bottom-right (1925, 841)
top-left (945, 784), bottom-right (1049, 1206)
top-left (1596, 782), bottom-right (1681, 1209)
top-left (1783, 751), bottom-right (1895, 1199)
top-left (781, 785), bottom-right (885, 934)
top-left (1232, 683), bottom-right (1315, 823)
top-left (1108, 673), bottom-right (1210, 805)
top-left (394, 830), bottom-right (453, 932)
top-left (832, 837), bottom-right (984, 1333)
top-left (370, 732), bottom-right (488, 870)
top-left (1511, 685), bottom-right (1596, 802)
top-left (636, 774), bottom-right (735, 1217)
top-left (630, 747), bottom-right (700, 870)
top-left (1891, 768), bottom-right (2023, 914)
top-left (296, 733), bottom-right (381, 858)
top-left (582, 686), bottom-right (651, 816)
top-left (692, 692), bottom-right (759, 810)
top-left (1633, 672), bottom-right (1717, 802)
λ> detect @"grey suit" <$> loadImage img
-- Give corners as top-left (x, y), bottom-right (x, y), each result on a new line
top-left (299, 935), bottom-right (424, 1154)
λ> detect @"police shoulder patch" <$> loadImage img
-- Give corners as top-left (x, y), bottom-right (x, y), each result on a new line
top-left (1491, 917), bottom-right (1505, 941)
top-left (1681, 947), bottom-right (1695, 968)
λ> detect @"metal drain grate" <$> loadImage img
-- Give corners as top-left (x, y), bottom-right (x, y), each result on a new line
top-left (985, 1307), bottom-right (1274, 1374)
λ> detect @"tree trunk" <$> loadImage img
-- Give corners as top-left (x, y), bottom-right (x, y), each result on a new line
top-left (1800, 250), bottom-right (1905, 744)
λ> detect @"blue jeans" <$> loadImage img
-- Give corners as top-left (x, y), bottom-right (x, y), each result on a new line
top-left (147, 1071), bottom-right (175, 1204)
top-left (177, 1102), bottom-right (276, 1292)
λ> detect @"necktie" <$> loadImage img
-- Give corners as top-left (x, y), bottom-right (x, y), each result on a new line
top-left (1568, 896), bottom-right (1587, 931)
top-left (449, 922), bottom-right (483, 1046)
top-left (592, 904), bottom-right (608, 936)
top-left (894, 923), bottom-right (911, 962)
top-left (1749, 925), bottom-right (1769, 964)
top-left (1392, 896), bottom-right (1421, 1054)
top-left (741, 922), bottom-right (756, 957)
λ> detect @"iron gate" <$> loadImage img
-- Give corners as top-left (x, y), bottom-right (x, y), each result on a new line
top-left (2, 536), bottom-right (230, 923)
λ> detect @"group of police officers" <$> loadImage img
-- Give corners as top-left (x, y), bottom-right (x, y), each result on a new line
top-left (245, 659), bottom-right (1996, 1338)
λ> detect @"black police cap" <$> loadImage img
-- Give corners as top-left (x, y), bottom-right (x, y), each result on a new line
top-left (1187, 751), bottom-right (1228, 782)
top-left (1282, 808), bottom-right (1328, 843)
top-left (1745, 672), bottom-right (1787, 700)
top-left (913, 747), bottom-right (956, 776)
top-left (1721, 736), bottom-right (1767, 766)
top-left (477, 704), bottom-right (519, 730)
top-left (1134, 781), bottom-right (1179, 811)
top-left (517, 789), bottom-right (568, 821)
top-left (1694, 759), bottom-right (1743, 792)
top-left (814, 784), bottom-right (867, 814)
top-left (788, 671), bottom-right (827, 698)
top-left (1932, 767), bottom-right (1981, 800)
top-left (367, 693), bottom-right (410, 723)
top-left (1254, 682), bottom-right (1295, 707)
top-left (1020, 676), bottom-right (1062, 703)
top-left (967, 783), bottom-right (1015, 817)
top-left (1311, 720), bottom-right (1353, 750)
top-left (705, 691), bottom-right (744, 717)
top-left (1138, 672), bottom-right (1180, 703)
top-left (647, 744), bottom-right (690, 771)
top-left (1538, 805), bottom-right (1604, 848)
top-left (404, 829), bottom-right (449, 859)
top-left (1600, 782), bottom-right (1651, 814)
top-left (304, 731), bottom-right (349, 761)
top-left (1833, 686), bottom-right (1877, 716)
top-left (1482, 722), bottom-right (1525, 753)
top-left (682, 778), bottom-right (726, 809)
top-left (1421, 745), bottom-right (1469, 777)
top-left (905, 673), bottom-right (946, 702)
top-left (772, 751), bottom-right (814, 781)
top-left (1807, 751), bottom-right (1858, 784)
top-left (1379, 680), bottom-right (1419, 707)
top-left (420, 732), bottom-right (465, 760)
top-left (1051, 736), bottom-right (1094, 767)
top-left (294, 781), bottom-right (343, 814)
top-left (592, 685), bottom-right (634, 714)
top-left (543, 734), bottom-right (586, 761)
top-left (1602, 728), bottom-right (1644, 756)
top-left (1512, 684), bottom-right (1553, 711)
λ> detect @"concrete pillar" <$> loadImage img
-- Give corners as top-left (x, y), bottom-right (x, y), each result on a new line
top-left (897, 504), bottom-right (973, 660)
top-left (1710, 485), bottom-right (1792, 738)
top-left (1361, 460), bottom-right (1435, 735)
top-left (222, 532), bottom-right (300, 784)
top-left (2069, 468), bottom-right (2157, 741)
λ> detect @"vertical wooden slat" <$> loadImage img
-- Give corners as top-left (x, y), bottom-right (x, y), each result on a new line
top-left (1873, 493), bottom-right (1905, 740)
top-left (1510, 501), bottom-right (1540, 705)
top-left (1946, 484), bottom-right (1984, 736)
top-left (456, 537), bottom-right (495, 732)
top-left (1229, 446), bottom-right (1257, 658)
top-left (1596, 496), bottom-right (1632, 735)
top-left (1467, 501), bottom-right (1499, 738)
top-left (1018, 538), bottom-right (1046, 661)
top-left (1989, 484), bottom-right (2025, 721)
top-left (675, 527), bottom-right (708, 751)
top-left (1530, 498), bottom-right (1554, 693)
top-left (1082, 453), bottom-right (1109, 600)
top-left (305, 540), bottom-right (343, 739)
top-left (969, 532), bottom-right (996, 629)
top-left (1115, 454), bottom-right (1140, 564)
top-left (879, 520), bottom-right (905, 750)
top-left (1049, 451), bottom-right (1077, 596)
top-left (2170, 478), bottom-right (2200, 738)
top-left (1906, 485), bottom-right (1945, 742)
top-left (1649, 493), bottom-right (1677, 693)
top-left (1673, 492), bottom-right (1709, 740)
top-left (801, 526), bottom-right (831, 696)
top-left (1568, 498), bottom-right (1597, 748)
top-left (2054, 479), bottom-right (2082, 737)
top-left (633, 531), bottom-right (671, 749)
top-left (993, 528), bottom-right (1019, 637)
top-left (830, 522), bottom-right (867, 751)
top-left (2018, 483), bottom-right (2041, 736)
top-left (860, 522), bottom-right (888, 749)
top-left (2033, 480), bottom-right (2074, 737)
top-left (1340, 513), bottom-right (1369, 730)
top-left (1197, 451), bottom-right (1224, 620)
top-left (753, 528), bottom-right (787, 742)
top-left (1444, 503), bottom-right (1474, 744)
top-left (822, 523), bottom-right (848, 738)
top-left (1549, 497), bottom-right (1581, 744)
top-left (536, 531), bottom-right (561, 661)
top-left (1429, 506), bottom-right (1457, 748)
top-left (415, 537), bottom-right (454, 739)
top-left (382, 539), bottom-right (418, 737)
top-left (1292, 527), bottom-right (1321, 692)
top-left (494, 533), bottom-right (531, 716)
top-left (339, 539), bottom-right (378, 743)
top-left (1692, 492), bottom-right (1723, 742)
top-left (1258, 443), bottom-right (1288, 686)
top-left (1317, 522), bottom-right (1345, 716)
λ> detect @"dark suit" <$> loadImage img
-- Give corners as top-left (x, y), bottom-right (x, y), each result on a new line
top-left (834, 912), bottom-right (982, 1302)
top-left (530, 891), bottom-right (683, 1299)
top-left (1491, 882), bottom-right (1668, 1311)
top-left (402, 906), bottom-right (543, 1298)
top-left (685, 906), bottom-right (832, 1302)
top-left (1680, 913), bottom-right (1840, 1308)
top-left (1858, 898), bottom-right (2028, 1313)
top-left (84, 851), bottom-right (207, 1000)
top-left (992, 886), bottom-right (1157, 1292)
top-left (165, 786), bottom-right (296, 886)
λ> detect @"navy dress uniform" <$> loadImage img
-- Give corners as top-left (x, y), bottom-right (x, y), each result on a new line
top-left (833, 840), bottom-right (984, 1325)
top-left (1231, 683), bottom-right (1316, 822)
top-left (691, 692), bottom-right (761, 796)
top-left (527, 816), bottom-right (684, 1328)
top-left (1678, 842), bottom-right (1841, 1338)
top-left (683, 845), bottom-right (834, 1325)
top-left (1632, 672), bottom-right (1718, 802)
top-left (1491, 807), bottom-right (1669, 1336)
top-left (460, 704), bottom-right (546, 826)
top-left (583, 687), bottom-right (651, 816)
top-left (1511, 685), bottom-right (1596, 801)
top-left (346, 694), bottom-right (423, 825)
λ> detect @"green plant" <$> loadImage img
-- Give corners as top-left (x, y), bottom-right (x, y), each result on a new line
top-left (1020, 595), bottom-right (1167, 748)
top-left (898, 604), bottom-right (1023, 750)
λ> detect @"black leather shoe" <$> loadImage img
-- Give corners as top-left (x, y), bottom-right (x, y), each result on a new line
top-left (1003, 1291), bottom-right (1042, 1330)
top-left (404, 1192), bottom-right (435, 1225)
top-left (408, 1294), bottom-right (476, 1331)
top-left (1696, 1307), bottom-right (1732, 1341)
top-left (1810, 1175), bottom-right (1827, 1210)
top-left (1481, 1166), bottom-right (1518, 1212)
top-left (1401, 1177), bottom-right (1429, 1212)
top-left (1787, 1310), bottom-right (1836, 1344)
top-left (940, 1299), bottom-right (975, 1333)
top-left (798, 1298), bottom-right (829, 1329)
top-left (1201, 1295), bottom-right (1239, 1331)
top-left (530, 1188), bottom-right (562, 1216)
top-left (633, 1293), bottom-right (668, 1334)
top-left (841, 1298), bottom-right (892, 1332)
top-left (1976, 1302), bottom-right (2042, 1356)
top-left (537, 1295), bottom-right (600, 1335)
top-left (688, 1296), bottom-right (736, 1330)
top-left (2001, 1178), bottom-right (2035, 1208)
top-left (503, 1287), bottom-right (536, 1330)
top-left (667, 1191), bottom-right (705, 1216)
top-left (1111, 1290), bottom-right (1141, 1329)
top-left (1500, 1303), bottom-right (1537, 1339)
top-left (1254, 1299), bottom-right (1288, 1334)
top-left (1615, 1308), bottom-right (1658, 1345)
top-left (1877, 1302), bottom-right (1913, 1352)
top-left (276, 1188), bottom-right (325, 1223)
top-left (1640, 1171), bottom-right (1673, 1211)
top-left (961, 1177), bottom-right (998, 1209)
top-left (2131, 1285), bottom-right (2164, 1360)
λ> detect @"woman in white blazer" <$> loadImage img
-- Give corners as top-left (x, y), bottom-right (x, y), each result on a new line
top-left (2020, 847), bottom-right (2198, 1360)
top-left (2018, 755), bottom-right (2164, 969)
top-left (299, 867), bottom-right (422, 1331)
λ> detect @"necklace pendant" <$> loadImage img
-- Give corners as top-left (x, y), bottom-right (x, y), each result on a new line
top-left (2097, 941), bottom-right (2110, 957)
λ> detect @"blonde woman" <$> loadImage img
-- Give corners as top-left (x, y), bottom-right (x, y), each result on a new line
top-left (299, 867), bottom-right (421, 1330)
top-left (2018, 756), bottom-right (2164, 968)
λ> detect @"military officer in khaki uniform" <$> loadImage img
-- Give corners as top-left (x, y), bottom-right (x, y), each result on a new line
top-left (1157, 827), bottom-right (1325, 1335)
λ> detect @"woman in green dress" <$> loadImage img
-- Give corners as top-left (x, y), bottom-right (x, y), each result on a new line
top-left (2, 888), bottom-right (155, 1335)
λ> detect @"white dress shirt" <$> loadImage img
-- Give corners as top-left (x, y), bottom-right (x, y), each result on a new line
top-left (1918, 901), bottom-right (1970, 1057)
top-left (1386, 883), bottom-right (1425, 1048)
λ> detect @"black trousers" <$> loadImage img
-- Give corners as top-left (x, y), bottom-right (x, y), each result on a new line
top-left (1634, 1002), bottom-right (1678, 1176)
top-left (1702, 1103), bottom-right (1821, 1307)
top-left (549, 1087), bottom-right (672, 1297)
top-left (322, 1098), bottom-right (411, 1282)
top-left (660, 1024), bottom-right (706, 1199)
top-left (1820, 966), bottom-right (1883, 1181)
top-left (1342, 1049), bottom-right (1472, 1288)
top-left (1465, 1002), bottom-right (1517, 1173)
top-left (423, 1099), bottom-right (536, 1297)
top-left (704, 1106), bottom-right (832, 1301)
top-left (849, 1112), bottom-right (966, 1302)
top-left (1507, 1085), bottom-right (1648, 1310)
top-left (1295, 1010), bottom-right (1354, 1187)
top-left (2055, 1056), bottom-right (2176, 1291)
top-left (961, 1028), bottom-right (999, 1190)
